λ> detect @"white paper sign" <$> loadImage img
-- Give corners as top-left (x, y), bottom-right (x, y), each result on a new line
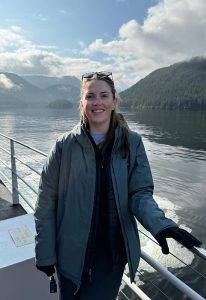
top-left (9, 225), bottom-right (34, 247)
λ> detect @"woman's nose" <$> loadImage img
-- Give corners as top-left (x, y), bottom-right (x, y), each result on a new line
top-left (93, 96), bottom-right (102, 104)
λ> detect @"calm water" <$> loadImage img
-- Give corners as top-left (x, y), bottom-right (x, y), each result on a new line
top-left (0, 107), bottom-right (206, 299)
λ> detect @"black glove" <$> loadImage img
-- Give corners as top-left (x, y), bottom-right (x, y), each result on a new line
top-left (36, 264), bottom-right (55, 277)
top-left (155, 227), bottom-right (202, 255)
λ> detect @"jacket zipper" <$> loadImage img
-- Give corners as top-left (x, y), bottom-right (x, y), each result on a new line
top-left (74, 281), bottom-right (81, 295)
top-left (88, 268), bottom-right (93, 282)
top-left (112, 161), bottom-right (134, 280)
top-left (111, 136), bottom-right (135, 281)
top-left (73, 132), bottom-right (96, 295)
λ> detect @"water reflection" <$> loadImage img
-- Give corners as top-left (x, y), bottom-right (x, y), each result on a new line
top-left (123, 110), bottom-right (206, 151)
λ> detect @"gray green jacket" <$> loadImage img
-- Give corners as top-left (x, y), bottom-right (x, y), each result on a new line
top-left (34, 124), bottom-right (177, 286)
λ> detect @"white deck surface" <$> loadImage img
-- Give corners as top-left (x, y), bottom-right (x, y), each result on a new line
top-left (0, 213), bottom-right (59, 299)
top-left (0, 213), bottom-right (35, 268)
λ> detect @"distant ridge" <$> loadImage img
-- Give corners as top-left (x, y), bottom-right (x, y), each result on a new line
top-left (2, 58), bottom-right (206, 110)
top-left (22, 75), bottom-right (80, 89)
top-left (120, 57), bottom-right (206, 110)
top-left (0, 73), bottom-right (80, 108)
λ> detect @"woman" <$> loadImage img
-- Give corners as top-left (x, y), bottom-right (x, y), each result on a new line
top-left (34, 71), bottom-right (201, 300)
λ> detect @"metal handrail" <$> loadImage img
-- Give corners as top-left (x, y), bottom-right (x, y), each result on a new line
top-left (136, 269), bottom-right (171, 299)
top-left (139, 229), bottom-right (206, 272)
top-left (13, 186), bottom-right (35, 210)
top-left (0, 145), bottom-right (11, 155)
top-left (192, 247), bottom-right (206, 262)
top-left (12, 155), bottom-right (42, 176)
top-left (0, 158), bottom-right (11, 170)
top-left (122, 274), bottom-right (151, 300)
top-left (0, 133), bottom-right (45, 207)
top-left (13, 169), bottom-right (38, 195)
top-left (0, 169), bottom-right (11, 187)
top-left (0, 132), bottom-right (206, 300)
top-left (0, 132), bottom-right (47, 157)
top-left (141, 250), bottom-right (205, 300)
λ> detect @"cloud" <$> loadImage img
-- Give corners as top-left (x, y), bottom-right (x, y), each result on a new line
top-left (0, 26), bottom-right (110, 83)
top-left (0, 0), bottom-right (206, 90)
top-left (58, 9), bottom-right (73, 16)
top-left (0, 74), bottom-right (22, 91)
top-left (78, 40), bottom-right (87, 49)
top-left (10, 26), bottom-right (21, 33)
top-left (0, 46), bottom-right (106, 81)
top-left (83, 0), bottom-right (206, 86)
top-left (0, 27), bottom-right (32, 52)
top-left (32, 13), bottom-right (47, 22)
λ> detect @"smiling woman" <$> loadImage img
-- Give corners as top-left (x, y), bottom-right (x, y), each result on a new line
top-left (34, 71), bottom-right (201, 300)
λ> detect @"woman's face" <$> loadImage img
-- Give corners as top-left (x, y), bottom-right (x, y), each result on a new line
top-left (80, 79), bottom-right (116, 133)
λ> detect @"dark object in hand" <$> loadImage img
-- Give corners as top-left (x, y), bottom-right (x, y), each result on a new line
top-left (36, 264), bottom-right (55, 277)
top-left (50, 275), bottom-right (57, 293)
top-left (155, 227), bottom-right (202, 254)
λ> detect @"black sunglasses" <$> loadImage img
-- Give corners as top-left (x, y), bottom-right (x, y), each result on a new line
top-left (82, 71), bottom-right (113, 81)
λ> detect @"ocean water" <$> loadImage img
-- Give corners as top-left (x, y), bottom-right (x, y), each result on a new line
top-left (0, 107), bottom-right (206, 299)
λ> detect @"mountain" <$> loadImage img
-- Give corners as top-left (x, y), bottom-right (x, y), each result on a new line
top-left (120, 57), bottom-right (206, 110)
top-left (2, 58), bottom-right (206, 110)
top-left (0, 73), bottom-right (80, 108)
top-left (0, 72), bottom-right (45, 107)
top-left (22, 75), bottom-right (80, 89)
top-left (44, 84), bottom-right (79, 103)
top-left (22, 75), bottom-right (80, 103)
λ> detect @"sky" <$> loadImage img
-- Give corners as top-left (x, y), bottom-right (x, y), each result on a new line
top-left (0, 0), bottom-right (206, 90)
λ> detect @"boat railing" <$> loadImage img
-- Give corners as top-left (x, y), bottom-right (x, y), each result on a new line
top-left (0, 132), bottom-right (47, 211)
top-left (0, 132), bottom-right (206, 300)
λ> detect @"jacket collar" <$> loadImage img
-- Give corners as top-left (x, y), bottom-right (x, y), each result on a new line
top-left (71, 122), bottom-right (121, 152)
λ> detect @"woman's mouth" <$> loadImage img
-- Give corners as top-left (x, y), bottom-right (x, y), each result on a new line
top-left (92, 109), bottom-right (104, 113)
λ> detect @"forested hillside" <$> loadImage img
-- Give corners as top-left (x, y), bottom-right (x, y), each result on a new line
top-left (120, 57), bottom-right (206, 110)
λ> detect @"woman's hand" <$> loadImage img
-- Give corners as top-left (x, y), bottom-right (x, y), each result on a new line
top-left (155, 227), bottom-right (202, 254)
top-left (36, 264), bottom-right (55, 277)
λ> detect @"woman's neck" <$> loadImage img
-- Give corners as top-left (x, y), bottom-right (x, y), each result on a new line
top-left (89, 124), bottom-right (109, 134)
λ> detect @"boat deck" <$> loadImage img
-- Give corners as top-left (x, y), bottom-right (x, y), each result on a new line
top-left (0, 180), bottom-right (26, 221)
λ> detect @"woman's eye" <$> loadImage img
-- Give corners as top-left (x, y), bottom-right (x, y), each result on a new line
top-left (85, 95), bottom-right (93, 100)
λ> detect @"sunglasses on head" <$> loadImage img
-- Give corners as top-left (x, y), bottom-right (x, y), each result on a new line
top-left (82, 71), bottom-right (113, 81)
